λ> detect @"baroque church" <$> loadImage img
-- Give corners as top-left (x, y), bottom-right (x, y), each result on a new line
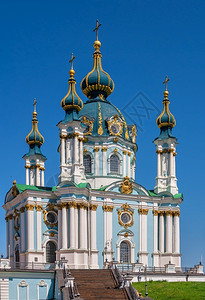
top-left (3, 22), bottom-right (182, 272)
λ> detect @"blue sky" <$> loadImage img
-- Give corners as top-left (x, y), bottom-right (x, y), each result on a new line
top-left (0, 0), bottom-right (204, 267)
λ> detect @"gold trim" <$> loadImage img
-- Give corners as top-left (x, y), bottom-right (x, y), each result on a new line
top-left (20, 207), bottom-right (25, 213)
top-left (153, 210), bottom-right (159, 216)
top-left (118, 203), bottom-right (134, 228)
top-left (81, 116), bottom-right (94, 136)
top-left (25, 204), bottom-right (34, 211)
top-left (36, 205), bottom-right (42, 212)
top-left (107, 115), bottom-right (123, 137)
top-left (5, 216), bottom-right (8, 222)
top-left (61, 202), bottom-right (67, 209)
top-left (50, 232), bottom-right (55, 237)
top-left (103, 205), bottom-right (114, 212)
top-left (98, 103), bottom-right (103, 135)
top-left (84, 148), bottom-right (88, 153)
top-left (165, 210), bottom-right (173, 216)
top-left (8, 214), bottom-right (13, 220)
top-left (102, 147), bottom-right (108, 152)
top-left (156, 150), bottom-right (163, 154)
top-left (173, 211), bottom-right (180, 217)
top-left (90, 204), bottom-right (98, 211)
top-left (138, 208), bottom-right (149, 215)
top-left (120, 177), bottom-right (133, 194)
top-left (73, 132), bottom-right (79, 138)
top-left (123, 150), bottom-right (127, 155)
top-left (94, 147), bottom-right (100, 152)
top-left (173, 152), bottom-right (177, 156)
top-left (131, 125), bottom-right (137, 143)
top-left (68, 201), bottom-right (78, 209)
top-left (114, 148), bottom-right (118, 153)
top-left (43, 208), bottom-right (58, 228)
top-left (128, 152), bottom-right (132, 157)
top-left (114, 137), bottom-right (119, 143)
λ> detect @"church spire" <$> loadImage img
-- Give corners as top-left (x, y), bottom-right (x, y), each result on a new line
top-left (61, 53), bottom-right (83, 114)
top-left (81, 20), bottom-right (114, 100)
top-left (156, 76), bottom-right (176, 134)
top-left (23, 99), bottom-right (46, 186)
top-left (25, 99), bottom-right (45, 148)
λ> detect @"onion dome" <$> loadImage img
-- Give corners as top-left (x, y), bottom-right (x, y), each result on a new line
top-left (156, 76), bottom-right (176, 129)
top-left (25, 100), bottom-right (44, 146)
top-left (81, 21), bottom-right (114, 100)
top-left (61, 53), bottom-right (83, 113)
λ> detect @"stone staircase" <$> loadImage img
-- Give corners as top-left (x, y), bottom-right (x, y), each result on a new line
top-left (70, 269), bottom-right (129, 299)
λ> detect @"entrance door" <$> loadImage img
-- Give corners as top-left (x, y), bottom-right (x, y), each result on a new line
top-left (46, 241), bottom-right (56, 263)
top-left (120, 241), bottom-right (131, 263)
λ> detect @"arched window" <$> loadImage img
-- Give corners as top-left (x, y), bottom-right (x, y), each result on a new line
top-left (110, 154), bottom-right (120, 174)
top-left (120, 241), bottom-right (130, 263)
top-left (83, 154), bottom-right (92, 174)
top-left (46, 241), bottom-right (56, 263)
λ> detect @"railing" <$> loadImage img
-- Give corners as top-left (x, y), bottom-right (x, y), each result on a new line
top-left (125, 285), bottom-right (138, 300)
top-left (7, 261), bottom-right (56, 270)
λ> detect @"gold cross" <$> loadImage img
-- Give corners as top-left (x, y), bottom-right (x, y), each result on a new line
top-left (33, 98), bottom-right (37, 112)
top-left (163, 76), bottom-right (170, 91)
top-left (69, 53), bottom-right (75, 70)
top-left (93, 19), bottom-right (101, 41)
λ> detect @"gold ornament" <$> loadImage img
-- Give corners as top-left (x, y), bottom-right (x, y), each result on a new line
top-left (107, 115), bottom-right (123, 137)
top-left (81, 116), bottom-right (94, 136)
top-left (120, 176), bottom-right (133, 194)
top-left (118, 203), bottom-right (134, 228)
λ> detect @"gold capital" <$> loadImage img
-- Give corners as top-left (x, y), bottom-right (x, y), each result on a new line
top-left (153, 210), bottom-right (159, 216)
top-left (90, 204), bottom-right (98, 211)
top-left (94, 147), bottom-right (100, 152)
top-left (61, 202), bottom-right (67, 209)
top-left (102, 147), bottom-right (108, 152)
top-left (25, 204), bottom-right (34, 211)
top-left (138, 208), bottom-right (149, 215)
top-left (36, 205), bottom-right (42, 212)
top-left (173, 211), bottom-right (180, 217)
top-left (103, 205), bottom-right (114, 212)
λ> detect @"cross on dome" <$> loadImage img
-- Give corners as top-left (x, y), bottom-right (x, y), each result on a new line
top-left (69, 53), bottom-right (75, 70)
top-left (93, 19), bottom-right (101, 41)
top-left (163, 76), bottom-right (170, 91)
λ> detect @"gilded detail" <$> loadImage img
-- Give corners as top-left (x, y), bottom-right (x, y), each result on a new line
top-left (36, 205), bottom-right (42, 212)
top-left (25, 204), bottom-right (35, 211)
top-left (98, 102), bottom-right (103, 135)
top-left (102, 147), bottom-right (108, 152)
top-left (94, 147), bottom-right (100, 152)
top-left (103, 205), bottom-right (114, 212)
top-left (90, 204), bottom-right (98, 211)
top-left (81, 116), bottom-right (94, 136)
top-left (118, 203), bottom-right (134, 228)
top-left (153, 210), bottom-right (159, 216)
top-left (20, 207), bottom-right (25, 213)
top-left (120, 176), bottom-right (133, 194)
top-left (138, 208), bottom-right (149, 215)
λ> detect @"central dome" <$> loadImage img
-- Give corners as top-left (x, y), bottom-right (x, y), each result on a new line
top-left (81, 40), bottom-right (114, 100)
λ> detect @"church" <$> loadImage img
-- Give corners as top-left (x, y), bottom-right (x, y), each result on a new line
top-left (3, 21), bottom-right (182, 273)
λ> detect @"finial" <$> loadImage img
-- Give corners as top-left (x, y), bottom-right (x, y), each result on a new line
top-left (163, 76), bottom-right (170, 99)
top-left (69, 53), bottom-right (75, 70)
top-left (93, 19), bottom-right (101, 41)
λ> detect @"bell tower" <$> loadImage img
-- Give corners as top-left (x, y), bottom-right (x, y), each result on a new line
top-left (154, 76), bottom-right (178, 195)
top-left (23, 99), bottom-right (46, 186)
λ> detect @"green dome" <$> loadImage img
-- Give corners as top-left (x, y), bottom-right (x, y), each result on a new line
top-left (156, 90), bottom-right (176, 129)
top-left (61, 68), bottom-right (83, 112)
top-left (81, 40), bottom-right (114, 100)
top-left (25, 111), bottom-right (44, 146)
top-left (79, 97), bottom-right (132, 141)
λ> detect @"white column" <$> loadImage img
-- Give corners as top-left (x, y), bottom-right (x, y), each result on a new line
top-left (141, 212), bottom-right (147, 252)
top-left (157, 150), bottom-right (162, 177)
top-left (73, 133), bottom-right (79, 164)
top-left (166, 211), bottom-right (172, 253)
top-left (8, 215), bottom-right (13, 257)
top-left (174, 212), bottom-right (180, 253)
top-left (102, 147), bottom-right (107, 176)
top-left (169, 149), bottom-right (174, 176)
top-left (84, 205), bottom-right (88, 249)
top-left (103, 205), bottom-right (113, 262)
top-left (5, 217), bottom-right (9, 258)
top-left (36, 205), bottom-right (42, 251)
top-left (159, 212), bottom-right (164, 253)
top-left (74, 206), bottom-right (78, 249)
top-left (30, 167), bottom-right (35, 185)
top-left (79, 138), bottom-right (83, 166)
top-left (153, 211), bottom-right (158, 253)
top-left (69, 203), bottom-right (75, 249)
top-left (127, 152), bottom-right (131, 177)
top-left (122, 150), bottom-right (126, 177)
top-left (40, 167), bottom-right (45, 187)
top-left (90, 205), bottom-right (97, 250)
top-left (25, 166), bottom-right (29, 185)
top-left (94, 148), bottom-right (100, 176)
top-left (36, 165), bottom-right (40, 186)
top-left (61, 203), bottom-right (68, 249)
top-left (20, 208), bottom-right (25, 252)
top-left (26, 205), bottom-right (34, 251)
top-left (60, 136), bottom-right (66, 165)
top-left (79, 205), bottom-right (85, 249)
top-left (57, 207), bottom-right (62, 250)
